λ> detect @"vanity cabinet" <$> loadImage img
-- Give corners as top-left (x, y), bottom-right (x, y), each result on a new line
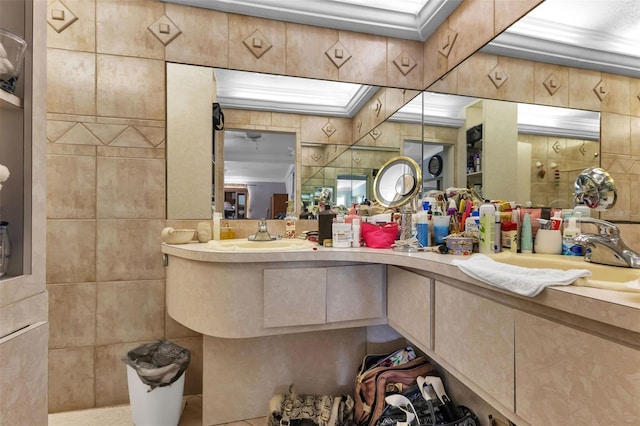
top-left (387, 266), bottom-right (640, 425)
top-left (515, 312), bottom-right (640, 425)
top-left (165, 256), bottom-right (387, 337)
top-left (263, 264), bottom-right (386, 328)
top-left (462, 99), bottom-right (518, 200)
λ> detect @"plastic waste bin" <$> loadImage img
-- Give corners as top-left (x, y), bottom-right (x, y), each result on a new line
top-left (123, 340), bottom-right (191, 426)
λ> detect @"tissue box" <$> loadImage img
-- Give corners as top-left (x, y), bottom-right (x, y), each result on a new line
top-left (446, 237), bottom-right (473, 255)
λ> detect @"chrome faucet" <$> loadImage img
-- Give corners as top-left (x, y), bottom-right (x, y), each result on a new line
top-left (573, 218), bottom-right (640, 268)
top-left (249, 219), bottom-right (273, 241)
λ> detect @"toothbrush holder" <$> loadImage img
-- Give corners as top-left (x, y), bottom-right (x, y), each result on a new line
top-left (534, 229), bottom-right (562, 254)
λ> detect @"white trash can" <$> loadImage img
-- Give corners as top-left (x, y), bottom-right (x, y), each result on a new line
top-left (126, 365), bottom-right (185, 426)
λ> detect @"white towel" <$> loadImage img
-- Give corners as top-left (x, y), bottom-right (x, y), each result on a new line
top-left (452, 254), bottom-right (592, 297)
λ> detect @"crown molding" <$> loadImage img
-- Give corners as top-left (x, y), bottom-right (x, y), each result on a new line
top-left (161, 0), bottom-right (461, 41)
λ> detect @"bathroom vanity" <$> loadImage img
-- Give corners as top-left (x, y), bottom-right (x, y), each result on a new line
top-left (162, 243), bottom-right (640, 426)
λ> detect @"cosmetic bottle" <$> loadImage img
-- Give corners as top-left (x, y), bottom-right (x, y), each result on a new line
top-left (285, 200), bottom-right (297, 239)
top-left (478, 201), bottom-right (495, 254)
top-left (351, 218), bottom-right (361, 247)
top-left (212, 211), bottom-right (221, 240)
top-left (562, 212), bottom-right (583, 256)
top-left (318, 204), bottom-right (336, 245)
top-left (493, 211), bottom-right (502, 253)
top-left (416, 206), bottom-right (430, 247)
top-left (520, 212), bottom-right (533, 253)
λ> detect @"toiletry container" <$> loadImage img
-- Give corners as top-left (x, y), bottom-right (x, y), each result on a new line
top-left (520, 212), bottom-right (533, 253)
top-left (285, 200), bottom-right (297, 239)
top-left (562, 213), bottom-right (583, 256)
top-left (534, 229), bottom-right (562, 254)
top-left (501, 215), bottom-right (518, 253)
top-left (433, 215), bottom-right (450, 244)
top-left (550, 211), bottom-right (563, 230)
top-left (465, 211), bottom-right (480, 241)
top-left (318, 204), bottom-right (336, 245)
top-left (478, 201), bottom-right (496, 253)
top-left (351, 218), bottom-right (361, 247)
top-left (493, 211), bottom-right (502, 253)
top-left (415, 208), bottom-right (429, 247)
top-left (212, 212), bottom-right (221, 240)
top-left (332, 217), bottom-right (351, 248)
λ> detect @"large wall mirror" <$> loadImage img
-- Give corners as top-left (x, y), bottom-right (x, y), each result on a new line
top-left (167, 65), bottom-right (601, 219)
top-left (166, 0), bottom-right (637, 221)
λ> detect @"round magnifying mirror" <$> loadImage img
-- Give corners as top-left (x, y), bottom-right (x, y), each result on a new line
top-left (373, 156), bottom-right (422, 208)
top-left (574, 167), bottom-right (617, 210)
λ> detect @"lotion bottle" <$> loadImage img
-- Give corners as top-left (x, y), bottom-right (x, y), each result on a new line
top-left (212, 211), bottom-right (221, 240)
top-left (478, 201), bottom-right (496, 254)
top-left (562, 212), bottom-right (583, 256)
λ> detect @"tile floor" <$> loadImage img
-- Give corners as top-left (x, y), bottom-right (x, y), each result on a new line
top-left (48, 395), bottom-right (268, 426)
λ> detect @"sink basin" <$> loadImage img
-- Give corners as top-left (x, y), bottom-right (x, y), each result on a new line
top-left (204, 238), bottom-right (316, 252)
top-left (489, 252), bottom-right (640, 292)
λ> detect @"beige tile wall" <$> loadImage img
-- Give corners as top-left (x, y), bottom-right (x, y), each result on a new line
top-left (44, 0), bottom-right (554, 413)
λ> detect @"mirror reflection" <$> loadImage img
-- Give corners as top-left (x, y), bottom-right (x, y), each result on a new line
top-left (302, 92), bottom-right (600, 212)
top-left (223, 130), bottom-right (295, 219)
top-left (168, 72), bottom-right (600, 220)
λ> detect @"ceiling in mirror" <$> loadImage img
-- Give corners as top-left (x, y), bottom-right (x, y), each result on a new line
top-left (224, 130), bottom-right (295, 183)
top-left (214, 68), bottom-right (377, 117)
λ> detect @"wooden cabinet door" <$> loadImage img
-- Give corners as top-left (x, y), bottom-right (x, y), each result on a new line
top-left (326, 264), bottom-right (385, 323)
top-left (434, 283), bottom-right (515, 411)
top-left (387, 266), bottom-right (432, 349)
top-left (263, 268), bottom-right (327, 328)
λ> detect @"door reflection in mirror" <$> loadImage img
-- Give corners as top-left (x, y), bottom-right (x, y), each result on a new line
top-left (223, 130), bottom-right (295, 219)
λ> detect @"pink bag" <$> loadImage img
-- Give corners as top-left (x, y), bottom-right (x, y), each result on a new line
top-left (361, 222), bottom-right (398, 248)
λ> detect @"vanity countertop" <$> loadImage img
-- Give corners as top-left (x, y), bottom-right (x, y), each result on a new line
top-left (162, 242), bottom-right (640, 335)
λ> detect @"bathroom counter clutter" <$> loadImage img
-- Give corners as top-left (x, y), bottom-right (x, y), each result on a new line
top-left (162, 242), bottom-right (640, 335)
